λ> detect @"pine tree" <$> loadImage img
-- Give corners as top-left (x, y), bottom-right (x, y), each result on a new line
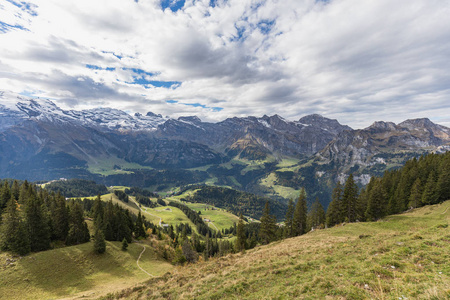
top-left (51, 194), bottom-right (69, 241)
top-left (92, 194), bottom-right (104, 229)
top-left (408, 178), bottom-right (422, 208)
top-left (11, 180), bottom-right (20, 201)
top-left (259, 201), bottom-right (277, 244)
top-left (93, 228), bottom-right (106, 254)
top-left (0, 181), bottom-right (11, 210)
top-left (342, 174), bottom-right (358, 222)
top-left (308, 197), bottom-right (325, 230)
top-left (292, 188), bottom-right (307, 236)
top-left (437, 158), bottom-right (450, 202)
top-left (66, 201), bottom-right (90, 245)
top-left (235, 214), bottom-right (246, 252)
top-left (121, 238), bottom-right (128, 251)
top-left (421, 171), bottom-right (438, 205)
top-left (0, 196), bottom-right (30, 255)
top-left (284, 198), bottom-right (294, 238)
top-left (134, 211), bottom-right (147, 239)
top-left (25, 195), bottom-right (51, 252)
top-left (365, 179), bottom-right (387, 221)
top-left (326, 182), bottom-right (343, 227)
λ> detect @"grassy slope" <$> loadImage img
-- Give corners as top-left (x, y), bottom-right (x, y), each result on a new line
top-left (167, 191), bottom-right (241, 231)
top-left (0, 241), bottom-right (173, 300)
top-left (110, 201), bottom-right (450, 300)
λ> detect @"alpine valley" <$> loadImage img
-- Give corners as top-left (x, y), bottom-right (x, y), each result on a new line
top-left (2, 91), bottom-right (450, 208)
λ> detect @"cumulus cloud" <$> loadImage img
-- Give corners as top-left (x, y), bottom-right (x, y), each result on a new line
top-left (0, 0), bottom-right (449, 128)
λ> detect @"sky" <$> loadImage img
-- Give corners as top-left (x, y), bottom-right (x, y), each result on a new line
top-left (0, 0), bottom-right (450, 129)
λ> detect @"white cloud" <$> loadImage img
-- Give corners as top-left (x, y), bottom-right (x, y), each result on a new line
top-left (0, 0), bottom-right (449, 128)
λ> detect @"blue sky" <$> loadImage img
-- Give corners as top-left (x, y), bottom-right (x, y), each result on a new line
top-left (0, 0), bottom-right (450, 128)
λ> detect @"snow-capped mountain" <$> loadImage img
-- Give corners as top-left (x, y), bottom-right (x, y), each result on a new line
top-left (1, 90), bottom-right (450, 198)
top-left (0, 91), bottom-right (168, 132)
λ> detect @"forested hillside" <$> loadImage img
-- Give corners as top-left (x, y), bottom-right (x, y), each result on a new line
top-left (45, 179), bottom-right (107, 198)
top-left (326, 151), bottom-right (450, 226)
top-left (178, 185), bottom-right (287, 220)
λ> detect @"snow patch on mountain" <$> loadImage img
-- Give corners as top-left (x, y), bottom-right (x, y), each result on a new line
top-left (0, 91), bottom-right (168, 131)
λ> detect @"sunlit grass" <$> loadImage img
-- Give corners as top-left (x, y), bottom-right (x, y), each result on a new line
top-left (109, 200), bottom-right (450, 299)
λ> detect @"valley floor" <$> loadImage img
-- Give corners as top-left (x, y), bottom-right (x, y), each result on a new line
top-left (107, 201), bottom-right (450, 299)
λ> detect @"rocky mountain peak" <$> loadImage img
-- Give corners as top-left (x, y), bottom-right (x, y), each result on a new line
top-left (146, 111), bottom-right (163, 118)
top-left (178, 116), bottom-right (202, 123)
top-left (298, 114), bottom-right (352, 134)
top-left (398, 118), bottom-right (435, 130)
top-left (367, 121), bottom-right (397, 131)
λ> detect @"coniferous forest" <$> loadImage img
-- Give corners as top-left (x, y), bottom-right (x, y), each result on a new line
top-left (326, 151), bottom-right (450, 226)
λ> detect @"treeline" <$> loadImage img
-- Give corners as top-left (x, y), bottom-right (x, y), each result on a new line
top-left (0, 180), bottom-right (90, 255)
top-left (178, 185), bottom-right (287, 220)
top-left (114, 190), bottom-right (129, 203)
top-left (168, 201), bottom-right (213, 237)
top-left (326, 152), bottom-right (450, 226)
top-left (124, 187), bottom-right (159, 198)
top-left (45, 179), bottom-right (107, 198)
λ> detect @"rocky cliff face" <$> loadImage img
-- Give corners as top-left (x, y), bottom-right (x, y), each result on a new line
top-left (2, 91), bottom-right (450, 190)
top-left (317, 119), bottom-right (450, 178)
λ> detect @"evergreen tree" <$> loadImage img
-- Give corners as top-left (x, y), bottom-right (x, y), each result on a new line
top-left (259, 201), bottom-right (277, 244)
top-left (292, 188), bottom-right (307, 236)
top-left (91, 194), bottom-right (104, 229)
top-left (51, 194), bottom-right (69, 241)
top-left (134, 211), bottom-right (147, 239)
top-left (25, 195), bottom-right (51, 252)
top-left (121, 238), bottom-right (128, 251)
top-left (235, 214), bottom-right (246, 252)
top-left (365, 179), bottom-right (387, 221)
top-left (11, 180), bottom-right (20, 201)
top-left (66, 201), bottom-right (90, 245)
top-left (307, 197), bottom-right (325, 230)
top-left (421, 171), bottom-right (438, 205)
top-left (284, 198), bottom-right (294, 238)
top-left (408, 178), bottom-right (422, 208)
top-left (0, 181), bottom-right (11, 211)
top-left (326, 182), bottom-right (343, 227)
top-left (93, 228), bottom-right (106, 254)
top-left (0, 196), bottom-right (31, 255)
top-left (437, 158), bottom-right (450, 202)
top-left (342, 174), bottom-right (358, 222)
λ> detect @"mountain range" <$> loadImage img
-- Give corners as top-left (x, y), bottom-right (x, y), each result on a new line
top-left (1, 90), bottom-right (450, 207)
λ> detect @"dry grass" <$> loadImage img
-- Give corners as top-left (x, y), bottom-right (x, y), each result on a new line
top-left (106, 201), bottom-right (450, 300)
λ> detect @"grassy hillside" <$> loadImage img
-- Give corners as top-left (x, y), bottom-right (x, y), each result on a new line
top-left (107, 201), bottom-right (450, 299)
top-left (0, 241), bottom-right (173, 300)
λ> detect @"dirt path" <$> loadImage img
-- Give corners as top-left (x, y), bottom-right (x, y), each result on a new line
top-left (442, 206), bottom-right (449, 215)
top-left (130, 197), bottom-right (163, 227)
top-left (209, 221), bottom-right (219, 231)
top-left (136, 245), bottom-right (155, 277)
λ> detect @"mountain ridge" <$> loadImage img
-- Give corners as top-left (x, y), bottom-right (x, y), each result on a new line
top-left (2, 90), bottom-right (450, 206)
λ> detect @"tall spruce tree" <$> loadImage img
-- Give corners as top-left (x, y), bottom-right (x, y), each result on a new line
top-left (342, 174), bottom-right (358, 222)
top-left (235, 214), bottom-right (246, 252)
top-left (292, 188), bottom-right (307, 236)
top-left (421, 171), bottom-right (438, 205)
top-left (284, 198), bottom-right (295, 238)
top-left (66, 201), bottom-right (90, 245)
top-left (408, 178), bottom-right (422, 208)
top-left (326, 182), bottom-right (343, 227)
top-left (93, 228), bottom-right (106, 254)
top-left (0, 181), bottom-right (11, 211)
top-left (0, 196), bottom-right (31, 255)
top-left (259, 201), bottom-right (277, 244)
top-left (437, 158), bottom-right (450, 202)
top-left (134, 211), bottom-right (147, 239)
top-left (25, 195), bottom-right (51, 252)
top-left (365, 179), bottom-right (387, 221)
top-left (307, 197), bottom-right (325, 230)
